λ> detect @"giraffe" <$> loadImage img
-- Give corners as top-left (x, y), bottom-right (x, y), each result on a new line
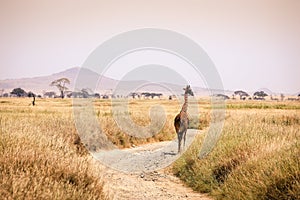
top-left (174, 85), bottom-right (194, 153)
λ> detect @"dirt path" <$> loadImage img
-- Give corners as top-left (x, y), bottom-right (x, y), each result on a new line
top-left (102, 167), bottom-right (211, 200)
top-left (94, 129), bottom-right (212, 200)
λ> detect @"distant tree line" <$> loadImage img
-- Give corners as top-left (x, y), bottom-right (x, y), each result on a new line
top-left (8, 87), bottom-right (40, 98)
top-left (1, 77), bottom-right (299, 101)
top-left (213, 90), bottom-right (299, 101)
top-left (2, 86), bottom-right (300, 102)
top-left (2, 87), bottom-right (300, 101)
top-left (0, 76), bottom-right (163, 100)
top-left (129, 92), bottom-right (163, 99)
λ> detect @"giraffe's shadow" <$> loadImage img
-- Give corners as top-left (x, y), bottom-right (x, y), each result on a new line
top-left (163, 152), bottom-right (177, 156)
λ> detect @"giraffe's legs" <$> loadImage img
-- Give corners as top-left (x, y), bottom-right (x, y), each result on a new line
top-left (177, 132), bottom-right (183, 153)
top-left (183, 130), bottom-right (187, 150)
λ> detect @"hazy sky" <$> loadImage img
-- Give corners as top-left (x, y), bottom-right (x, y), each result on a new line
top-left (0, 0), bottom-right (299, 93)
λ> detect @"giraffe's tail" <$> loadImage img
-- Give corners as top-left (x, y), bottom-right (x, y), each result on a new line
top-left (174, 114), bottom-right (181, 133)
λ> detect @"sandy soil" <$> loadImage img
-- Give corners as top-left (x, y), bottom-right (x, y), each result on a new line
top-left (102, 168), bottom-right (211, 200)
top-left (94, 129), bottom-right (212, 200)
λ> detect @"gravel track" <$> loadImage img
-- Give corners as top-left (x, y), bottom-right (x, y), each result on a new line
top-left (94, 129), bottom-right (212, 200)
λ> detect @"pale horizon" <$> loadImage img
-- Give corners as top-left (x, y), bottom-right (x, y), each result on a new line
top-left (0, 0), bottom-right (299, 94)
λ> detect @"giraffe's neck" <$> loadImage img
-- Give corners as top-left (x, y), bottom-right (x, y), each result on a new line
top-left (181, 92), bottom-right (188, 113)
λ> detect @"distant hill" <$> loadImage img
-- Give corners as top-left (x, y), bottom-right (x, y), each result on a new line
top-left (0, 67), bottom-right (217, 96)
top-left (0, 67), bottom-right (116, 95)
top-left (4, 67), bottom-right (292, 98)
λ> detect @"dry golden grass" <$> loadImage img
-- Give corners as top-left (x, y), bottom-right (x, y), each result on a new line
top-left (0, 98), bottom-right (108, 199)
top-left (3, 97), bottom-right (297, 199)
top-left (173, 100), bottom-right (300, 200)
top-left (0, 97), bottom-right (210, 199)
top-left (93, 98), bottom-right (210, 148)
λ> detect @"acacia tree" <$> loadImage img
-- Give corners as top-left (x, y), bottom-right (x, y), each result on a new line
top-left (11, 88), bottom-right (27, 97)
top-left (234, 90), bottom-right (249, 100)
top-left (81, 88), bottom-right (92, 98)
top-left (253, 91), bottom-right (268, 99)
top-left (27, 91), bottom-right (35, 97)
top-left (50, 78), bottom-right (70, 99)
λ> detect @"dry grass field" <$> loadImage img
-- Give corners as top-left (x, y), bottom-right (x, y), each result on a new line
top-left (0, 97), bottom-right (209, 199)
top-left (93, 98), bottom-right (210, 148)
top-left (173, 100), bottom-right (300, 200)
top-left (0, 98), bottom-right (108, 199)
top-left (0, 97), bottom-right (299, 199)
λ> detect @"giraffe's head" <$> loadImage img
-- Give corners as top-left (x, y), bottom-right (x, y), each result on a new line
top-left (183, 85), bottom-right (194, 96)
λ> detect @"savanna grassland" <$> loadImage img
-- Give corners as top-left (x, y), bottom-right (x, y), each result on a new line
top-left (0, 98), bottom-right (108, 199)
top-left (173, 100), bottom-right (300, 200)
top-left (0, 97), bottom-right (299, 199)
top-left (0, 97), bottom-right (208, 199)
top-left (92, 98), bottom-right (210, 148)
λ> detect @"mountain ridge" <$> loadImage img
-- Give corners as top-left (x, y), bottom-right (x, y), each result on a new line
top-left (1, 67), bottom-right (294, 96)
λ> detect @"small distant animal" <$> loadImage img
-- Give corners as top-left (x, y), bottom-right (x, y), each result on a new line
top-left (32, 95), bottom-right (35, 106)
